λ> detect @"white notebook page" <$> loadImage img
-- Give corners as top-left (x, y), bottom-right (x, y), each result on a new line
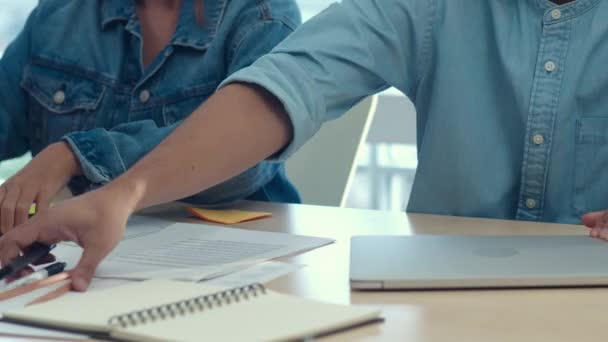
top-left (4, 281), bottom-right (222, 333)
top-left (113, 289), bottom-right (380, 342)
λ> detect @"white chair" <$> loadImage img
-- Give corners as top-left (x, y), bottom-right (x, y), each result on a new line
top-left (286, 96), bottom-right (378, 207)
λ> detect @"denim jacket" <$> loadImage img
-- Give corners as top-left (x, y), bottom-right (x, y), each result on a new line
top-left (0, 0), bottom-right (301, 204)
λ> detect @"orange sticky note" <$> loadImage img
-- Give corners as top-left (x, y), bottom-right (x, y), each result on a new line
top-left (187, 207), bottom-right (272, 225)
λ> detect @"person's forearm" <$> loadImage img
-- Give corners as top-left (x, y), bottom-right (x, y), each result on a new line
top-left (102, 83), bottom-right (292, 211)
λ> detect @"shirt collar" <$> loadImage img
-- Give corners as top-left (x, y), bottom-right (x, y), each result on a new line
top-left (533, 0), bottom-right (602, 22)
top-left (100, 0), bottom-right (228, 51)
top-left (100, 0), bottom-right (135, 29)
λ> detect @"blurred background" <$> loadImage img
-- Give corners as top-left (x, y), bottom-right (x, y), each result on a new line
top-left (0, 0), bottom-right (417, 211)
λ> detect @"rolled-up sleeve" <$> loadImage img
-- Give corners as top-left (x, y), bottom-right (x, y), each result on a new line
top-left (220, 0), bottom-right (433, 160)
top-left (63, 121), bottom-right (176, 186)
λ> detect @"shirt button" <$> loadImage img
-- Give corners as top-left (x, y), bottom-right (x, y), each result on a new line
top-left (53, 90), bottom-right (66, 105)
top-left (551, 9), bottom-right (562, 20)
top-left (526, 198), bottom-right (537, 209)
top-left (139, 90), bottom-right (151, 103)
top-left (544, 61), bottom-right (557, 73)
top-left (532, 134), bottom-right (545, 145)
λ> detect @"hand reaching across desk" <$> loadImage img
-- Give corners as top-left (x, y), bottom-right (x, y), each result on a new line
top-left (0, 81), bottom-right (292, 291)
top-left (0, 142), bottom-right (81, 234)
top-left (0, 189), bottom-right (130, 291)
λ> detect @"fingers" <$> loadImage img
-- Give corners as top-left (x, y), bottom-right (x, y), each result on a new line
top-left (0, 216), bottom-right (61, 267)
top-left (595, 228), bottom-right (608, 240)
top-left (0, 223), bottom-right (40, 267)
top-left (582, 211), bottom-right (608, 241)
top-left (582, 212), bottom-right (600, 228)
top-left (71, 246), bottom-right (107, 292)
top-left (0, 236), bottom-right (23, 268)
top-left (582, 211), bottom-right (605, 228)
top-left (35, 192), bottom-right (52, 214)
top-left (0, 182), bottom-right (39, 233)
top-left (14, 189), bottom-right (37, 227)
top-left (0, 185), bottom-right (5, 229)
top-left (0, 184), bottom-right (20, 234)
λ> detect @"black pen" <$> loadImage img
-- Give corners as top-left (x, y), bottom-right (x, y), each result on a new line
top-left (0, 242), bottom-right (56, 281)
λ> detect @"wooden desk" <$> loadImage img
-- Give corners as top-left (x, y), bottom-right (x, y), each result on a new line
top-left (146, 201), bottom-right (601, 342)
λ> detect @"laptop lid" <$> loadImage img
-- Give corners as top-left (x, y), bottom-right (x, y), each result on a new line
top-left (350, 235), bottom-right (608, 290)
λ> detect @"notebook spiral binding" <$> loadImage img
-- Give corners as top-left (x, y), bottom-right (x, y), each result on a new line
top-left (107, 283), bottom-right (267, 328)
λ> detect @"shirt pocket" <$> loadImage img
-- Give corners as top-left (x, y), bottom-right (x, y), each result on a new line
top-left (573, 117), bottom-right (608, 215)
top-left (161, 81), bottom-right (218, 125)
top-left (21, 61), bottom-right (106, 153)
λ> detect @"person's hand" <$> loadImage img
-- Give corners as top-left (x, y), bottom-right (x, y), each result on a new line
top-left (582, 211), bottom-right (608, 240)
top-left (0, 188), bottom-right (133, 291)
top-left (0, 142), bottom-right (82, 234)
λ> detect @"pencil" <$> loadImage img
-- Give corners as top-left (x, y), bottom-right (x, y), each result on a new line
top-left (0, 272), bottom-right (70, 301)
top-left (27, 279), bottom-right (72, 306)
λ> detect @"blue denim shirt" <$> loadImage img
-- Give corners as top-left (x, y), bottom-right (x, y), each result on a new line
top-left (224, 0), bottom-right (608, 223)
top-left (0, 0), bottom-right (301, 205)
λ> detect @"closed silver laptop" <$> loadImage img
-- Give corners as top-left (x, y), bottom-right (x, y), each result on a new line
top-left (350, 235), bottom-right (608, 290)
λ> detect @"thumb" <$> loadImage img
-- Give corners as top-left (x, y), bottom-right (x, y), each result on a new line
top-left (71, 246), bottom-right (106, 292)
top-left (582, 211), bottom-right (606, 228)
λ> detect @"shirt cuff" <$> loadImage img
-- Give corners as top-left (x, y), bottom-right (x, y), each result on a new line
top-left (63, 128), bottom-right (126, 185)
top-left (218, 58), bottom-right (322, 162)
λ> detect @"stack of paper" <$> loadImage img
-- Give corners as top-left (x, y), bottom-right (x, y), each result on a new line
top-left (52, 217), bottom-right (332, 282)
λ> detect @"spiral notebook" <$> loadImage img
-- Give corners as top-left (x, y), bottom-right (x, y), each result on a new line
top-left (2, 280), bottom-right (381, 342)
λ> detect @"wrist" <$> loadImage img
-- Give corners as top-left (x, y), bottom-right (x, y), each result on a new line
top-left (55, 141), bottom-right (82, 177)
top-left (99, 176), bottom-right (147, 214)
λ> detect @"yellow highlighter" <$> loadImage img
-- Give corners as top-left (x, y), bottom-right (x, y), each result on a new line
top-left (28, 203), bottom-right (37, 217)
